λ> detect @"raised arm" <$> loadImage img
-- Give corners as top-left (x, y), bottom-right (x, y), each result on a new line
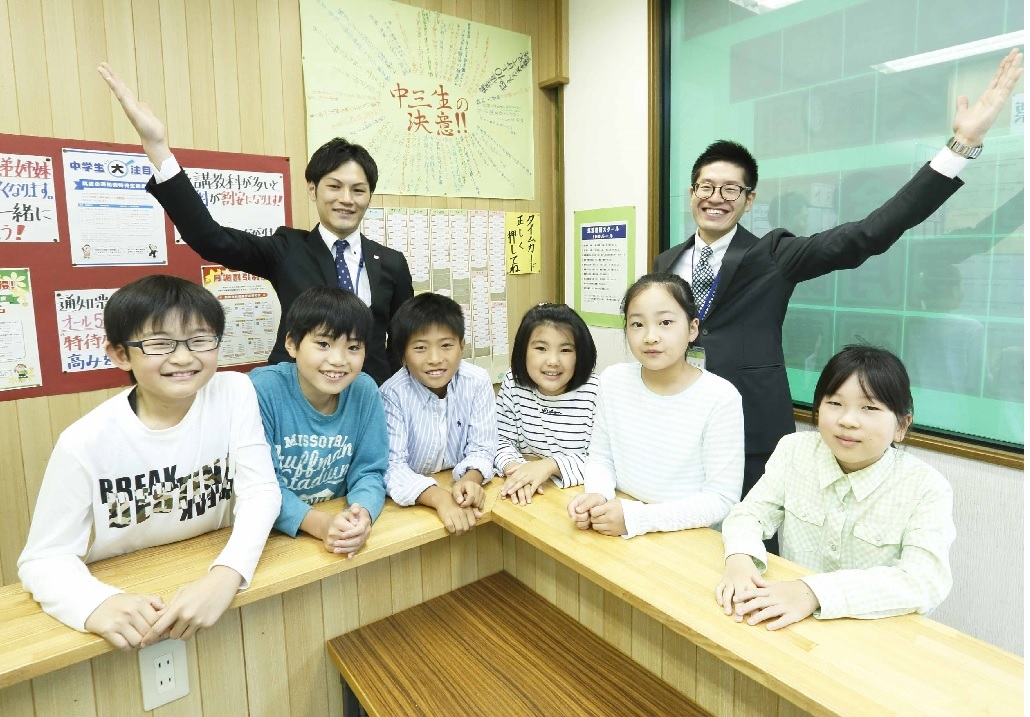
top-left (951, 48), bottom-right (1023, 148)
top-left (98, 63), bottom-right (172, 168)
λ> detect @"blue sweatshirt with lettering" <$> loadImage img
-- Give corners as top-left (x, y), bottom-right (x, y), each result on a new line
top-left (249, 363), bottom-right (388, 537)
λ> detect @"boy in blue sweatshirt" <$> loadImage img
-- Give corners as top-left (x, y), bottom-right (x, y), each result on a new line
top-left (250, 287), bottom-right (388, 557)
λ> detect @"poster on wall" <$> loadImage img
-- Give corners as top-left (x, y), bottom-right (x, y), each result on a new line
top-left (55, 288), bottom-right (116, 373)
top-left (300, 0), bottom-right (535, 199)
top-left (177, 168), bottom-right (287, 243)
top-left (574, 207), bottom-right (635, 328)
top-left (0, 153), bottom-right (58, 243)
top-left (504, 211), bottom-right (540, 274)
top-left (0, 269), bottom-right (42, 391)
top-left (201, 265), bottom-right (281, 367)
top-left (62, 148), bottom-right (167, 266)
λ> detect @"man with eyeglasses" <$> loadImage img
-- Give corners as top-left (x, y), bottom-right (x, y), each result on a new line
top-left (654, 50), bottom-right (1022, 538)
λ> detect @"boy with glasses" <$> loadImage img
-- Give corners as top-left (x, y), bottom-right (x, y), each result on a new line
top-left (19, 275), bottom-right (281, 649)
top-left (654, 50), bottom-right (1022, 533)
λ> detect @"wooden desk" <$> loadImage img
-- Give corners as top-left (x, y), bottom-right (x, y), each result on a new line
top-left (0, 474), bottom-right (498, 689)
top-left (490, 487), bottom-right (1023, 717)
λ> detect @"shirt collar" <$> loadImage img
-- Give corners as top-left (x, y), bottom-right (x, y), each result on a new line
top-left (318, 224), bottom-right (362, 259)
top-left (694, 224), bottom-right (737, 252)
top-left (816, 439), bottom-right (898, 501)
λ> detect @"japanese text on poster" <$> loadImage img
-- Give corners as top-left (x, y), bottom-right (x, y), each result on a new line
top-left (574, 207), bottom-right (635, 328)
top-left (300, 0), bottom-right (535, 198)
top-left (62, 148), bottom-right (167, 266)
top-left (0, 269), bottom-right (42, 390)
top-left (55, 289), bottom-right (115, 373)
top-left (178, 168), bottom-right (287, 243)
top-left (504, 212), bottom-right (540, 275)
top-left (201, 266), bottom-right (281, 367)
top-left (0, 153), bottom-right (58, 243)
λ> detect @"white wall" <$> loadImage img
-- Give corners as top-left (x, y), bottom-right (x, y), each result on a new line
top-left (564, 0), bottom-right (1023, 656)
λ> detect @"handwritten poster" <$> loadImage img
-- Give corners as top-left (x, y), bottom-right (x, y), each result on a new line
top-left (201, 266), bottom-right (281, 367)
top-left (0, 153), bottom-right (58, 242)
top-left (300, 0), bottom-right (535, 198)
top-left (62, 148), bottom-right (167, 266)
top-left (574, 207), bottom-right (636, 328)
top-left (505, 211), bottom-right (540, 274)
top-left (0, 269), bottom-right (42, 390)
top-left (55, 289), bottom-right (115, 373)
top-left (178, 168), bottom-right (287, 243)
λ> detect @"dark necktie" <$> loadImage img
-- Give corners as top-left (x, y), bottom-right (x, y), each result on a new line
top-left (334, 239), bottom-right (355, 293)
top-left (693, 244), bottom-right (715, 305)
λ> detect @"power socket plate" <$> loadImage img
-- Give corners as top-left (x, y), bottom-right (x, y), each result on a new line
top-left (138, 639), bottom-right (189, 710)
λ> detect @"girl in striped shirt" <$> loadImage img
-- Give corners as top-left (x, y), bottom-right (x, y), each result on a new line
top-left (568, 273), bottom-right (745, 538)
top-left (497, 304), bottom-right (600, 506)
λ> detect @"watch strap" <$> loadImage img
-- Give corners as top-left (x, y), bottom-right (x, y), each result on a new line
top-left (946, 136), bottom-right (983, 159)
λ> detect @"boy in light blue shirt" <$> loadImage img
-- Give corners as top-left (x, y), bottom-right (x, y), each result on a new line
top-left (250, 287), bottom-right (388, 557)
top-left (380, 293), bottom-right (497, 535)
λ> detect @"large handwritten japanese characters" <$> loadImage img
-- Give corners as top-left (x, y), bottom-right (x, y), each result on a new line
top-left (0, 154), bottom-right (57, 243)
top-left (301, 0), bottom-right (534, 199)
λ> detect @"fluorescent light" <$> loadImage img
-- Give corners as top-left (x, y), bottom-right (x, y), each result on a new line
top-left (873, 31), bottom-right (1024, 74)
top-left (726, 0), bottom-right (804, 14)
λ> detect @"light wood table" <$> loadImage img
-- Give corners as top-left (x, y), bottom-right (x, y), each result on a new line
top-left (0, 474), bottom-right (498, 689)
top-left (490, 486), bottom-right (1023, 717)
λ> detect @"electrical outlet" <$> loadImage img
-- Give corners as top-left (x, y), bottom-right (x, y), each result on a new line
top-left (139, 639), bottom-right (189, 710)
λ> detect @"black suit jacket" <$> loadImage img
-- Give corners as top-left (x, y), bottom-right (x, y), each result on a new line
top-left (148, 171), bottom-right (413, 384)
top-left (654, 163), bottom-right (962, 455)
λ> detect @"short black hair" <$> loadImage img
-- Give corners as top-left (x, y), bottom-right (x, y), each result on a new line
top-left (510, 303), bottom-right (597, 392)
top-left (621, 272), bottom-right (699, 327)
top-left (389, 293), bottom-right (465, 361)
top-left (305, 137), bottom-right (378, 193)
top-left (105, 274), bottom-right (225, 347)
top-left (813, 344), bottom-right (913, 425)
top-left (284, 286), bottom-right (373, 345)
top-left (691, 139), bottom-right (759, 191)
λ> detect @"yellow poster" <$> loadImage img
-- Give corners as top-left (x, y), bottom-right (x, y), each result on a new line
top-left (504, 212), bottom-right (540, 275)
top-left (300, 0), bottom-right (535, 199)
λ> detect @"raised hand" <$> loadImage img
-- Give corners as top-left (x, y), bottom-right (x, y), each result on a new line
top-left (97, 62), bottom-right (172, 165)
top-left (952, 48), bottom-right (1023, 147)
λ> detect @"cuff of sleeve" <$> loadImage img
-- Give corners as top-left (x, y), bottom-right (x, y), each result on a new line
top-left (799, 573), bottom-right (843, 619)
top-left (347, 487), bottom-right (386, 523)
top-left (496, 456), bottom-right (525, 477)
top-left (273, 506), bottom-right (307, 539)
top-left (391, 474), bottom-right (438, 507)
top-left (620, 499), bottom-right (645, 539)
top-left (550, 455), bottom-right (580, 489)
top-left (453, 460), bottom-right (492, 484)
top-left (209, 561), bottom-right (251, 590)
top-left (722, 540), bottom-right (769, 572)
top-left (72, 584), bottom-right (125, 633)
top-left (929, 147), bottom-right (970, 178)
top-left (152, 154), bottom-right (182, 183)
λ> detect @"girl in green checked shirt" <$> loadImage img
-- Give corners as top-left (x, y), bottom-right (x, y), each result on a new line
top-left (715, 345), bottom-right (955, 630)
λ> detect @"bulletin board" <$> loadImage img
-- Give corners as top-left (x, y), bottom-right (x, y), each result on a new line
top-left (0, 133), bottom-right (291, 401)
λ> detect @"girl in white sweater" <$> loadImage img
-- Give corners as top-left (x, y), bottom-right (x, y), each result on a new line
top-left (496, 303), bottom-right (599, 505)
top-left (568, 273), bottom-right (744, 538)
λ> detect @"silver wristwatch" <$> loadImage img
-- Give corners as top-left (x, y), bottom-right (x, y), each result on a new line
top-left (946, 136), bottom-right (983, 159)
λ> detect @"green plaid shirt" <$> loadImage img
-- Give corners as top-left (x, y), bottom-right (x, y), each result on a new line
top-left (722, 432), bottom-right (955, 620)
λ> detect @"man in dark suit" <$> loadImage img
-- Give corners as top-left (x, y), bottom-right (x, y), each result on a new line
top-left (653, 50), bottom-right (1022, 509)
top-left (100, 63), bottom-right (412, 385)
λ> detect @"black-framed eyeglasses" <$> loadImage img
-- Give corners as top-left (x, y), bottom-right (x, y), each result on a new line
top-left (124, 335), bottom-right (222, 355)
top-left (691, 183), bottom-right (752, 201)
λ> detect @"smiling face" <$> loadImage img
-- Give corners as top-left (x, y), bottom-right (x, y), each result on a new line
top-left (690, 160), bottom-right (755, 244)
top-left (403, 324), bottom-right (464, 398)
top-left (308, 160), bottom-right (371, 239)
top-left (625, 285), bottom-right (699, 377)
top-left (817, 373), bottom-right (912, 473)
top-left (106, 312), bottom-right (220, 419)
top-left (286, 327), bottom-right (365, 414)
top-left (525, 323), bottom-right (577, 396)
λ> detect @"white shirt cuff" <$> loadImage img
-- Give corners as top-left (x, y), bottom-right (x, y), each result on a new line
top-left (152, 154), bottom-right (182, 183)
top-left (928, 147), bottom-right (970, 179)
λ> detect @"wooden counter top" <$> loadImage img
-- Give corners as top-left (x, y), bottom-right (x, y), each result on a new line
top-left (0, 474), bottom-right (497, 689)
top-left (490, 487), bottom-right (1023, 717)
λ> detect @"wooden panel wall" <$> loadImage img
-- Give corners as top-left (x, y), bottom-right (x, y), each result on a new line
top-left (500, 532), bottom-right (817, 717)
top-left (0, 525), bottom-right (505, 717)
top-left (0, 0), bottom-right (562, 586)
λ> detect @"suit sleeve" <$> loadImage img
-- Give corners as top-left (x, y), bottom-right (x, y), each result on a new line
top-left (770, 164), bottom-right (963, 284)
top-left (147, 171), bottom-right (287, 279)
top-left (386, 254), bottom-right (414, 376)
top-left (18, 440), bottom-right (123, 632)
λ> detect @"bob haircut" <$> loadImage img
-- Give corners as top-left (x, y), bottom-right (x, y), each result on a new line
top-left (305, 137), bottom-right (379, 193)
top-left (813, 344), bottom-right (913, 425)
top-left (621, 272), bottom-right (699, 327)
top-left (510, 303), bottom-right (597, 392)
top-left (388, 292), bottom-right (465, 362)
top-left (691, 139), bottom-right (759, 191)
top-left (104, 274), bottom-right (225, 347)
top-left (283, 286), bottom-right (373, 344)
